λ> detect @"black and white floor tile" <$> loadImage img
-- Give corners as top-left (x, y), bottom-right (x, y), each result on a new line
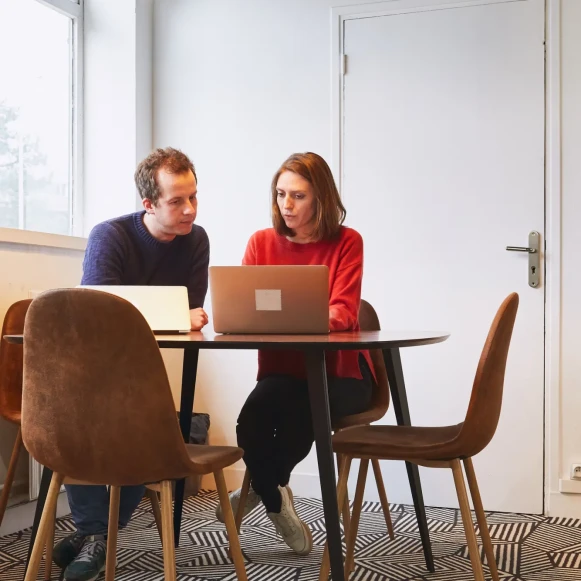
top-left (1, 490), bottom-right (580, 580)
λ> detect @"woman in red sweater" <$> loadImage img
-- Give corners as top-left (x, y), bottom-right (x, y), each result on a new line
top-left (216, 152), bottom-right (374, 555)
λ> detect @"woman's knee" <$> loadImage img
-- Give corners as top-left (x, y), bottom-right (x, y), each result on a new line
top-left (238, 378), bottom-right (276, 425)
top-left (238, 376), bottom-right (302, 421)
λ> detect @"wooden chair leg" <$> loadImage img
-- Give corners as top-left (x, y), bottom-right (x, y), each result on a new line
top-left (0, 426), bottom-right (23, 525)
top-left (145, 488), bottom-right (163, 544)
top-left (371, 459), bottom-right (395, 540)
top-left (44, 501), bottom-right (57, 580)
top-left (464, 458), bottom-right (500, 581)
top-left (337, 454), bottom-right (351, 541)
top-left (235, 469), bottom-right (251, 533)
top-left (160, 481), bottom-right (177, 581)
top-left (341, 491), bottom-right (351, 547)
top-left (105, 486), bottom-right (120, 581)
top-left (318, 456), bottom-right (353, 581)
top-left (215, 470), bottom-right (248, 581)
top-left (451, 459), bottom-right (485, 581)
top-left (345, 459), bottom-right (369, 577)
top-left (24, 472), bottom-right (64, 581)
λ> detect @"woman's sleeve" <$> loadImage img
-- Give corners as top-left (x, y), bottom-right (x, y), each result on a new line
top-left (329, 232), bottom-right (364, 331)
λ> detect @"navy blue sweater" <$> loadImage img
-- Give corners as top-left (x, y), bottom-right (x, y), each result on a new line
top-left (81, 211), bottom-right (210, 309)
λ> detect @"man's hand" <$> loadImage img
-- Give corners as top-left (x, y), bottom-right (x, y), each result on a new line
top-left (190, 308), bottom-right (209, 331)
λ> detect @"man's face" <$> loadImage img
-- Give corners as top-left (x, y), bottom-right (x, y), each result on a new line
top-left (144, 169), bottom-right (198, 237)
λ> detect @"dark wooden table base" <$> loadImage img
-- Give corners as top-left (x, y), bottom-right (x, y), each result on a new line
top-left (383, 347), bottom-right (434, 572)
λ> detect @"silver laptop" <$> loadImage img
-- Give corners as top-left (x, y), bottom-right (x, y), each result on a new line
top-left (78, 285), bottom-right (191, 333)
top-left (209, 266), bottom-right (329, 334)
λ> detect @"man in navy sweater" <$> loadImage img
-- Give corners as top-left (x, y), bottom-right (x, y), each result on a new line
top-left (53, 147), bottom-right (210, 581)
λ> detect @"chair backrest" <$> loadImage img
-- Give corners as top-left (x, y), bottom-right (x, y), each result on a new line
top-left (457, 292), bottom-right (519, 458)
top-left (21, 288), bottom-right (193, 486)
top-left (0, 299), bottom-right (32, 424)
top-left (333, 299), bottom-right (390, 430)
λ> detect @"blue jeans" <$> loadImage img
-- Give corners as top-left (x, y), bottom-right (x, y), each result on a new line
top-left (65, 484), bottom-right (145, 536)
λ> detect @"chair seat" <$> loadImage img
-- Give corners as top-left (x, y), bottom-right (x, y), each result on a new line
top-left (333, 409), bottom-right (382, 431)
top-left (332, 423), bottom-right (465, 461)
top-left (64, 444), bottom-right (244, 486)
top-left (185, 444), bottom-right (244, 474)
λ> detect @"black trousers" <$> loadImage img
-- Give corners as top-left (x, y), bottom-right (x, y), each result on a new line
top-left (236, 355), bottom-right (373, 512)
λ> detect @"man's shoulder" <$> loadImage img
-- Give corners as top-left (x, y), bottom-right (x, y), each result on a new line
top-left (88, 212), bottom-right (141, 242)
top-left (181, 223), bottom-right (210, 249)
top-left (190, 223), bottom-right (209, 241)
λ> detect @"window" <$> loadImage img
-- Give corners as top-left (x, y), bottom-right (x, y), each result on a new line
top-left (0, 0), bottom-right (82, 236)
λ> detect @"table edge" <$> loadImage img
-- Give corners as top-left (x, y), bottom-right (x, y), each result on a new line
top-left (3, 334), bottom-right (450, 350)
top-left (155, 335), bottom-right (449, 350)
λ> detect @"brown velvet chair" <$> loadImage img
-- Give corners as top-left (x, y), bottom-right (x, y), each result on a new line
top-left (21, 288), bottom-right (248, 581)
top-left (0, 299), bottom-right (32, 525)
top-left (321, 293), bottom-right (519, 581)
top-left (332, 300), bottom-right (395, 543)
top-left (0, 299), bottom-right (161, 580)
top-left (234, 300), bottom-right (395, 547)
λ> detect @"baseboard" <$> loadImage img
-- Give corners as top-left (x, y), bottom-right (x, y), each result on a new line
top-left (201, 467), bottom-right (387, 502)
top-left (210, 469), bottom-right (581, 520)
top-left (0, 491), bottom-right (70, 537)
top-left (0, 477), bottom-right (28, 493)
top-left (548, 491), bottom-right (581, 519)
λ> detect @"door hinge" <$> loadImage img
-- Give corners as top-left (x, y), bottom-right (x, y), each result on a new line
top-left (341, 54), bottom-right (347, 76)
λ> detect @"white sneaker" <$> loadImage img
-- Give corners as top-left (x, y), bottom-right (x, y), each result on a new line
top-left (267, 486), bottom-right (313, 556)
top-left (216, 486), bottom-right (262, 523)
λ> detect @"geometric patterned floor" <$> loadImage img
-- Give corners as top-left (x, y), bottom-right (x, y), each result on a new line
top-left (1, 490), bottom-right (581, 580)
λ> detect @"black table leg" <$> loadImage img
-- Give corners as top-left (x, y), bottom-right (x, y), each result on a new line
top-left (305, 351), bottom-right (345, 581)
top-left (173, 348), bottom-right (199, 547)
top-left (383, 347), bottom-right (435, 573)
top-left (24, 465), bottom-right (53, 578)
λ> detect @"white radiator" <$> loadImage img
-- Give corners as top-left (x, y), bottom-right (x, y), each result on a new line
top-left (29, 457), bottom-right (43, 500)
top-left (29, 457), bottom-right (64, 500)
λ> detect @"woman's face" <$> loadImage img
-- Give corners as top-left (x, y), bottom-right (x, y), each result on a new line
top-left (276, 170), bottom-right (316, 240)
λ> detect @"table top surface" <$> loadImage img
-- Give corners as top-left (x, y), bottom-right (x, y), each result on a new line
top-left (4, 330), bottom-right (449, 350)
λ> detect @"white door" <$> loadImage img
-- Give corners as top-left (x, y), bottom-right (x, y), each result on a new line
top-left (342, 0), bottom-right (545, 513)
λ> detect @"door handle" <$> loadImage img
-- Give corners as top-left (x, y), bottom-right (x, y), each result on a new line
top-left (506, 231), bottom-right (540, 288)
top-left (506, 246), bottom-right (537, 253)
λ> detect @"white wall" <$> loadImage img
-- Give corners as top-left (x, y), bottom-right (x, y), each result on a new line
top-left (0, 0), bottom-right (577, 527)
top-left (136, 0), bottom-right (154, 205)
top-left (83, 0), bottom-right (153, 234)
top-left (0, 243), bottom-right (84, 480)
top-left (0, 241), bottom-right (83, 535)
top-left (153, 0), bottom-right (384, 493)
top-left (152, 0), bottom-right (581, 517)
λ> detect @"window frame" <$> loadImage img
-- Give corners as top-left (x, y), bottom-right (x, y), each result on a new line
top-left (0, 0), bottom-right (84, 242)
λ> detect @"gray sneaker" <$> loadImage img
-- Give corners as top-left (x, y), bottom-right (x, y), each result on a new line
top-left (267, 486), bottom-right (313, 555)
top-left (63, 535), bottom-right (107, 581)
top-left (52, 532), bottom-right (86, 569)
top-left (216, 486), bottom-right (262, 523)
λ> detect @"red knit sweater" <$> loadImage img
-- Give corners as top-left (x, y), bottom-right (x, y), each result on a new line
top-left (243, 227), bottom-right (374, 381)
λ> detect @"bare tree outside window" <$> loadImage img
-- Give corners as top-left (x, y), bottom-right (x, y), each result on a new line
top-left (0, 0), bottom-right (77, 235)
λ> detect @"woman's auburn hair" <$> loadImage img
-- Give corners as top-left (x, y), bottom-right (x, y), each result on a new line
top-left (271, 152), bottom-right (346, 242)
